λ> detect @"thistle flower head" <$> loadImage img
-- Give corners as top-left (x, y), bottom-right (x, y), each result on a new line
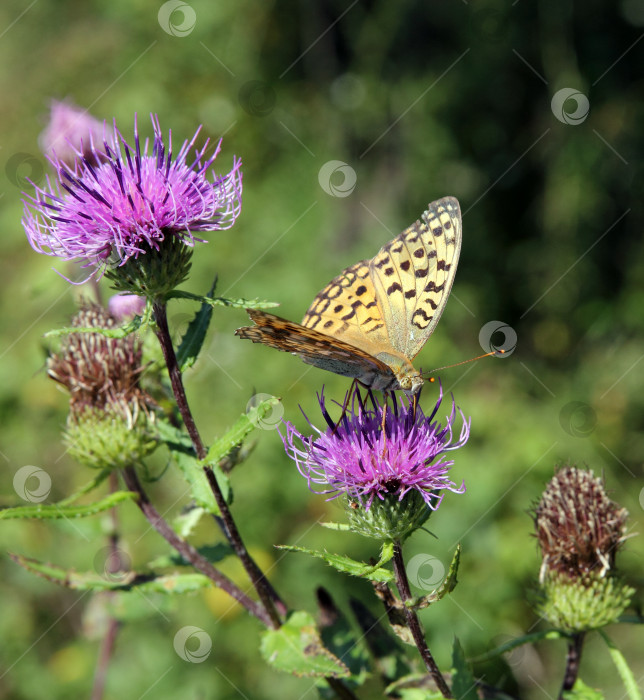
top-left (532, 465), bottom-right (634, 632)
top-left (533, 465), bottom-right (629, 581)
top-left (39, 99), bottom-right (112, 168)
top-left (23, 115), bottom-right (242, 285)
top-left (47, 302), bottom-right (150, 425)
top-left (282, 384), bottom-right (469, 538)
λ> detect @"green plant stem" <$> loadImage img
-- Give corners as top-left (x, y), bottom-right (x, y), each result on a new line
top-left (560, 632), bottom-right (585, 697)
top-left (392, 541), bottom-right (452, 698)
top-left (122, 465), bottom-right (271, 626)
top-left (152, 300), bottom-right (282, 628)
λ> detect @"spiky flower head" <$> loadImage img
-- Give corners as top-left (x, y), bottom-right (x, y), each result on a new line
top-left (23, 115), bottom-right (242, 296)
top-left (533, 465), bottom-right (629, 582)
top-left (282, 385), bottom-right (469, 540)
top-left (48, 303), bottom-right (157, 468)
top-left (39, 99), bottom-right (112, 169)
top-left (532, 465), bottom-right (634, 632)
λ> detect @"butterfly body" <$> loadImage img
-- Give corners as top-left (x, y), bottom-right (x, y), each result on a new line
top-left (236, 197), bottom-right (462, 396)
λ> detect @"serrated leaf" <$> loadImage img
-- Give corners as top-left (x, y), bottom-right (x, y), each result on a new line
top-left (408, 544), bottom-right (461, 610)
top-left (599, 630), bottom-right (642, 700)
top-left (9, 553), bottom-right (212, 594)
top-left (451, 637), bottom-right (478, 700)
top-left (0, 491), bottom-right (136, 520)
top-left (205, 396), bottom-right (281, 464)
top-left (276, 544), bottom-right (394, 582)
top-left (261, 610), bottom-right (349, 678)
top-left (158, 420), bottom-right (231, 515)
top-left (44, 313), bottom-right (144, 339)
top-left (168, 289), bottom-right (278, 310)
top-left (176, 279), bottom-right (216, 371)
top-left (173, 505), bottom-right (207, 538)
top-left (562, 679), bottom-right (606, 700)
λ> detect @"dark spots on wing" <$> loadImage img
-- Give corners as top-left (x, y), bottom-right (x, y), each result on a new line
top-left (400, 260), bottom-right (410, 272)
top-left (384, 267), bottom-right (394, 276)
top-left (444, 220), bottom-right (452, 229)
top-left (365, 300), bottom-right (378, 309)
top-left (423, 281), bottom-right (445, 293)
top-left (374, 258), bottom-right (388, 269)
top-left (341, 309), bottom-right (356, 321)
top-left (356, 285), bottom-right (367, 296)
top-left (411, 308), bottom-right (432, 327)
top-left (413, 248), bottom-right (425, 259)
top-left (433, 226), bottom-right (443, 236)
top-left (415, 267), bottom-right (428, 278)
top-left (351, 300), bottom-right (362, 309)
top-left (427, 249), bottom-right (437, 259)
top-left (387, 282), bottom-right (402, 295)
top-left (404, 289), bottom-right (416, 299)
top-left (437, 260), bottom-right (451, 271)
top-left (391, 243), bottom-right (404, 253)
top-left (334, 304), bottom-right (343, 313)
top-left (324, 320), bottom-right (334, 329)
top-left (367, 322), bottom-right (385, 333)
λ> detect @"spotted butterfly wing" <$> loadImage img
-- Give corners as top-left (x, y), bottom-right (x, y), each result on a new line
top-left (236, 197), bottom-right (462, 393)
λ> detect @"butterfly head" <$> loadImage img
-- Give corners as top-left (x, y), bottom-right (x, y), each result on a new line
top-left (396, 369), bottom-right (424, 397)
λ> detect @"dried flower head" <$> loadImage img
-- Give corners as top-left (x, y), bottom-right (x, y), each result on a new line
top-left (282, 385), bottom-right (469, 539)
top-left (533, 465), bottom-right (629, 582)
top-left (39, 99), bottom-right (112, 169)
top-left (47, 302), bottom-right (150, 425)
top-left (23, 115), bottom-right (242, 286)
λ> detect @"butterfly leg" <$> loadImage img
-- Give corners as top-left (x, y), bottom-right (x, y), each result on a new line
top-left (330, 378), bottom-right (358, 437)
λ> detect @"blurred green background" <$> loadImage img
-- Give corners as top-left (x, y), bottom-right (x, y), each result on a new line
top-left (1, 1), bottom-right (643, 698)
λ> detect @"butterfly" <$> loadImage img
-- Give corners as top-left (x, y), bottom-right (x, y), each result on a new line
top-left (235, 197), bottom-right (462, 396)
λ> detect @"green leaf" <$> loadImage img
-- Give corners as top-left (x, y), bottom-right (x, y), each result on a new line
top-left (276, 544), bottom-right (394, 582)
top-left (58, 469), bottom-right (112, 505)
top-left (9, 553), bottom-right (212, 594)
top-left (175, 279), bottom-right (216, 371)
top-left (167, 289), bottom-right (278, 310)
top-left (598, 630), bottom-right (642, 700)
top-left (149, 543), bottom-right (233, 569)
top-left (562, 679), bottom-right (605, 700)
top-left (158, 420), bottom-right (231, 515)
top-left (319, 522), bottom-right (352, 531)
top-left (451, 637), bottom-right (478, 700)
top-left (205, 396), bottom-right (281, 464)
top-left (468, 629), bottom-right (565, 663)
top-left (350, 597), bottom-right (412, 685)
top-left (260, 611), bottom-right (350, 678)
top-left (407, 544), bottom-right (461, 610)
top-left (0, 491), bottom-right (137, 520)
top-left (44, 313), bottom-right (145, 339)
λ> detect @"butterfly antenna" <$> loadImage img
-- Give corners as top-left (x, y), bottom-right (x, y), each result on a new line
top-left (423, 349), bottom-right (504, 376)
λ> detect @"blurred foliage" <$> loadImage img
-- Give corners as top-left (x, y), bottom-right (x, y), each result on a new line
top-left (1, 0), bottom-right (643, 698)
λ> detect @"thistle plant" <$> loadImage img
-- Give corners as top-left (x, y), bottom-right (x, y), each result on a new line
top-left (4, 107), bottom-right (641, 700)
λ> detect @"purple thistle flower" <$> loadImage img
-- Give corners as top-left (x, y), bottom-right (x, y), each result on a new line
top-left (282, 384), bottom-right (469, 511)
top-left (22, 115), bottom-right (242, 280)
top-left (39, 99), bottom-right (113, 168)
top-left (108, 293), bottom-right (146, 320)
